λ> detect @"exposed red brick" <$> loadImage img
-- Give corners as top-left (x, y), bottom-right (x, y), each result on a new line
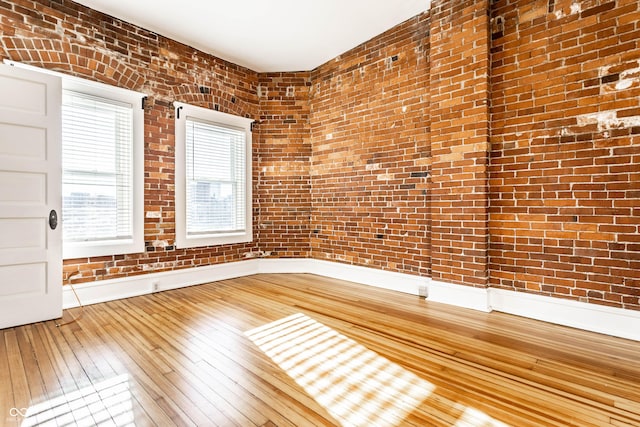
top-left (490, 0), bottom-right (640, 310)
top-left (2, 0), bottom-right (639, 312)
top-left (309, 12), bottom-right (431, 277)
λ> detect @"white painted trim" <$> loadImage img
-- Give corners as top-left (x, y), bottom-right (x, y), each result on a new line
top-left (489, 288), bottom-right (640, 342)
top-left (428, 279), bottom-right (491, 312)
top-left (257, 258), bottom-right (312, 274)
top-left (306, 259), bottom-right (426, 295)
top-left (63, 259), bottom-right (259, 308)
top-left (63, 258), bottom-right (640, 341)
top-left (305, 260), bottom-right (491, 312)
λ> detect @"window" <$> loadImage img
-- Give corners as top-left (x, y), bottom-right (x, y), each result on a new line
top-left (174, 102), bottom-right (253, 248)
top-left (61, 84), bottom-right (144, 258)
top-left (4, 61), bottom-right (145, 259)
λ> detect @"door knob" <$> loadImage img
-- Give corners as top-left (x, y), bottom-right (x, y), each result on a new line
top-left (49, 210), bottom-right (58, 230)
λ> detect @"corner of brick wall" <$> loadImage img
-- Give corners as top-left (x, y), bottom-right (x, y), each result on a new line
top-left (256, 72), bottom-right (312, 257)
top-left (429, 0), bottom-right (491, 287)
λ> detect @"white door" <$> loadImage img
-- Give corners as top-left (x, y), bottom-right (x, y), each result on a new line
top-left (0, 64), bottom-right (62, 329)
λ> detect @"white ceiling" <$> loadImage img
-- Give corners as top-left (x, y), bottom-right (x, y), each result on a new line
top-left (72, 0), bottom-right (430, 72)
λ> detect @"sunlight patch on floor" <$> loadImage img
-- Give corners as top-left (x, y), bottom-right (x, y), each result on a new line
top-left (453, 407), bottom-right (510, 427)
top-left (245, 313), bottom-right (435, 427)
top-left (18, 374), bottom-right (133, 427)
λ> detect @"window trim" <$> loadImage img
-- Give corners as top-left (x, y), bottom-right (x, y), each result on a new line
top-left (4, 61), bottom-right (146, 259)
top-left (174, 102), bottom-right (253, 248)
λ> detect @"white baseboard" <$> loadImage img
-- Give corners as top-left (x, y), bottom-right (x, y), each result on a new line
top-left (306, 260), bottom-right (491, 312)
top-left (63, 259), bottom-right (259, 308)
top-left (489, 288), bottom-right (640, 342)
top-left (427, 279), bottom-right (491, 312)
top-left (257, 258), bottom-right (312, 274)
top-left (307, 259), bottom-right (426, 295)
top-left (63, 258), bottom-right (640, 341)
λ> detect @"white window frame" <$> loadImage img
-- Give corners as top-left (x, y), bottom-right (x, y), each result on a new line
top-left (4, 61), bottom-right (145, 259)
top-left (174, 102), bottom-right (253, 248)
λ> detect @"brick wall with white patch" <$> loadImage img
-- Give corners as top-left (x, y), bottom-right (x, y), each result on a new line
top-left (490, 0), bottom-right (640, 309)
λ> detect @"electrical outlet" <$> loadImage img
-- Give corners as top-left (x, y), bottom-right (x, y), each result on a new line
top-left (418, 284), bottom-right (428, 299)
top-left (151, 281), bottom-right (159, 292)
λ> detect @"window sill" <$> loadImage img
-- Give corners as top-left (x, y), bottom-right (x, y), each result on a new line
top-left (63, 240), bottom-right (144, 259)
top-left (176, 231), bottom-right (253, 249)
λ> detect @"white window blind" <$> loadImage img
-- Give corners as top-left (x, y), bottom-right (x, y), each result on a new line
top-left (185, 119), bottom-right (246, 236)
top-left (62, 91), bottom-right (134, 244)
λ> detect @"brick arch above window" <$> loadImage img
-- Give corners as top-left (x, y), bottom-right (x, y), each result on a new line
top-left (1, 36), bottom-right (145, 91)
top-left (171, 85), bottom-right (255, 120)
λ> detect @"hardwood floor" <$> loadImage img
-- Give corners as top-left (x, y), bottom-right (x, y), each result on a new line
top-left (1, 273), bottom-right (640, 426)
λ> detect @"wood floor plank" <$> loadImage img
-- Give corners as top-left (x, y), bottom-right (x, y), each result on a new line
top-left (66, 324), bottom-right (168, 426)
top-left (151, 308), bottom-right (319, 427)
top-left (112, 298), bottom-right (260, 427)
top-left (4, 329), bottom-right (31, 415)
top-left (97, 313), bottom-right (214, 425)
top-left (0, 329), bottom-right (17, 427)
top-left (2, 273), bottom-right (640, 426)
top-left (149, 293), bottom-right (340, 427)
top-left (130, 307), bottom-right (272, 426)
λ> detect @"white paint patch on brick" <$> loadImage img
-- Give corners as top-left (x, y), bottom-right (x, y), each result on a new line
top-left (616, 116), bottom-right (640, 129)
top-left (600, 61), bottom-right (640, 93)
top-left (365, 163), bottom-right (381, 171)
top-left (616, 62), bottom-right (640, 90)
top-left (152, 240), bottom-right (169, 248)
top-left (262, 161), bottom-right (308, 176)
top-left (577, 110), bottom-right (640, 131)
top-left (326, 133), bottom-right (333, 140)
top-left (570, 1), bottom-right (581, 14)
top-left (377, 173), bottom-right (393, 181)
top-left (577, 111), bottom-right (616, 127)
top-left (616, 79), bottom-right (634, 90)
top-left (146, 211), bottom-right (161, 218)
top-left (599, 64), bottom-right (610, 78)
top-left (142, 261), bottom-right (176, 271)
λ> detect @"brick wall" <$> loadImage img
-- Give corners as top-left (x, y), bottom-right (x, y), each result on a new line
top-left (2, 0), bottom-right (639, 311)
top-left (429, 0), bottom-right (491, 287)
top-left (309, 13), bottom-right (432, 277)
top-left (490, 0), bottom-right (640, 309)
top-left (256, 73), bottom-right (312, 258)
